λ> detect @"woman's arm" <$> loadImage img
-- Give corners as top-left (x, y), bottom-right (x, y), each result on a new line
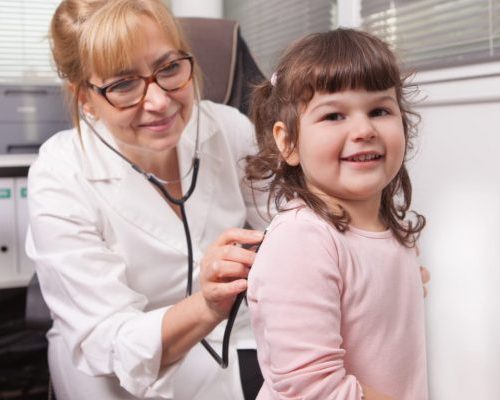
top-left (27, 141), bottom-right (264, 396)
top-left (160, 227), bottom-right (264, 366)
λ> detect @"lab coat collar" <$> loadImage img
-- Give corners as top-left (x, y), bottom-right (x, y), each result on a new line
top-left (79, 102), bottom-right (222, 253)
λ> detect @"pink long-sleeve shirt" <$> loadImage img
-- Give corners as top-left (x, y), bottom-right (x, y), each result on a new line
top-left (248, 201), bottom-right (428, 400)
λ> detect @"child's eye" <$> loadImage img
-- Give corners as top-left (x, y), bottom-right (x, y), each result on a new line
top-left (370, 108), bottom-right (390, 117)
top-left (323, 112), bottom-right (344, 121)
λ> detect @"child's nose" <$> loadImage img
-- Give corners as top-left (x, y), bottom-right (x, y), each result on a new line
top-left (352, 115), bottom-right (377, 141)
top-left (142, 82), bottom-right (171, 111)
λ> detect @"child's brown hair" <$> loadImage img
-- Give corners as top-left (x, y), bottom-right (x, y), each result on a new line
top-left (245, 28), bottom-right (425, 247)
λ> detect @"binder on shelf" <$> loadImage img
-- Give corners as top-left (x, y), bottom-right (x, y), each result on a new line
top-left (0, 155), bottom-right (37, 287)
top-left (0, 177), bottom-right (18, 286)
top-left (15, 177), bottom-right (34, 277)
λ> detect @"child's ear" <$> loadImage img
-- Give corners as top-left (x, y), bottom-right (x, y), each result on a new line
top-left (273, 121), bottom-right (300, 166)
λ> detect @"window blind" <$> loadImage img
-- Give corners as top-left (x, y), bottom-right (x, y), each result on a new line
top-left (361, 0), bottom-right (500, 70)
top-left (224, 0), bottom-right (337, 76)
top-left (0, 0), bottom-right (60, 83)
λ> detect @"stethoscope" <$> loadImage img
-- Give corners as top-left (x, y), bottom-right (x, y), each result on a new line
top-left (80, 102), bottom-right (247, 368)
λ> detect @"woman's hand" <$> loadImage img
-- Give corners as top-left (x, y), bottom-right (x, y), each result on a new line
top-left (200, 228), bottom-right (264, 321)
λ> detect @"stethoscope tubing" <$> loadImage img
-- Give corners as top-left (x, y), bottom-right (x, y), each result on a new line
top-left (80, 105), bottom-right (245, 369)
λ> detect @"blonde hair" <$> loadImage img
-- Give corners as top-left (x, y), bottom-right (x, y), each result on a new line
top-left (50, 0), bottom-right (193, 128)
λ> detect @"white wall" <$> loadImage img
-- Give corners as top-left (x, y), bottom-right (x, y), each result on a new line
top-left (410, 62), bottom-right (500, 399)
top-left (169, 0), bottom-right (223, 18)
top-left (336, 0), bottom-right (361, 27)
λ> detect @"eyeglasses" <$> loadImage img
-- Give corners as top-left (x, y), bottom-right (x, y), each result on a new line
top-left (87, 53), bottom-right (194, 110)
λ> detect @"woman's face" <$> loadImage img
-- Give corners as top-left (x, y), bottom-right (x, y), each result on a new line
top-left (84, 18), bottom-right (194, 154)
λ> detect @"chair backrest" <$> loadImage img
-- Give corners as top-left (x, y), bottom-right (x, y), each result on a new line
top-left (25, 273), bottom-right (51, 332)
top-left (178, 17), bottom-right (265, 115)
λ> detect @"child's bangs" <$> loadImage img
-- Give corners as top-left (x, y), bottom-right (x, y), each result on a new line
top-left (316, 52), bottom-right (399, 94)
top-left (288, 31), bottom-right (401, 104)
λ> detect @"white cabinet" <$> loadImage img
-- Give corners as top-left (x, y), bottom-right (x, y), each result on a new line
top-left (0, 177), bottom-right (17, 284)
top-left (15, 177), bottom-right (32, 278)
top-left (0, 154), bottom-right (36, 288)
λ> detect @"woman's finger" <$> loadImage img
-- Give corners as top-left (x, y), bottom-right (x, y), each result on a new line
top-left (202, 244), bottom-right (259, 279)
top-left (203, 279), bottom-right (248, 303)
top-left (220, 244), bottom-right (258, 265)
top-left (213, 227), bottom-right (264, 247)
top-left (208, 259), bottom-right (251, 281)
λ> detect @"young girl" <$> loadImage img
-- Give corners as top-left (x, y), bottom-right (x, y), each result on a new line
top-left (245, 29), bottom-right (427, 400)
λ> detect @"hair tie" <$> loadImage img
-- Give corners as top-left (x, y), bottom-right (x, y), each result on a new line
top-left (270, 72), bottom-right (278, 87)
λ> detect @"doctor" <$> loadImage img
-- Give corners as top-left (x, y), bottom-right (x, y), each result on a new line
top-left (26, 0), bottom-right (266, 399)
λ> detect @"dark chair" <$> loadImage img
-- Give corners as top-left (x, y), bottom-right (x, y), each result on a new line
top-left (25, 16), bottom-right (265, 333)
top-left (25, 273), bottom-right (52, 331)
top-left (179, 17), bottom-right (266, 115)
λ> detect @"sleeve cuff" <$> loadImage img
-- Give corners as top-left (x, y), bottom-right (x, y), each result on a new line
top-left (111, 306), bottom-right (182, 398)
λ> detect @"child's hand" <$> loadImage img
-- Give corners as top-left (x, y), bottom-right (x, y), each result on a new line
top-left (362, 384), bottom-right (395, 400)
top-left (420, 266), bottom-right (430, 297)
top-left (416, 245), bottom-right (430, 297)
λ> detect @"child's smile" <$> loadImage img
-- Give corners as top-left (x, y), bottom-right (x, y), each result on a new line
top-left (340, 150), bottom-right (384, 166)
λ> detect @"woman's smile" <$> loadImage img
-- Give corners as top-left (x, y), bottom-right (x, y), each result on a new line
top-left (138, 111), bottom-right (178, 132)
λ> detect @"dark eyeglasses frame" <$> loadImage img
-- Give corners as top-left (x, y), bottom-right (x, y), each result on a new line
top-left (87, 53), bottom-right (194, 110)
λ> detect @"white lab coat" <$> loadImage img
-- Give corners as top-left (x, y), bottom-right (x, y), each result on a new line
top-left (26, 101), bottom-right (269, 399)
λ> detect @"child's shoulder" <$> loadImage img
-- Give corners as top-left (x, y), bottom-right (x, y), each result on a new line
top-left (273, 198), bottom-right (322, 223)
top-left (268, 199), bottom-right (340, 241)
top-left (253, 199), bottom-right (344, 276)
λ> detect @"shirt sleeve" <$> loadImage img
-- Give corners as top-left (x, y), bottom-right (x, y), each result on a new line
top-left (247, 212), bottom-right (364, 399)
top-left (216, 103), bottom-right (271, 230)
top-left (25, 151), bottom-right (179, 399)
